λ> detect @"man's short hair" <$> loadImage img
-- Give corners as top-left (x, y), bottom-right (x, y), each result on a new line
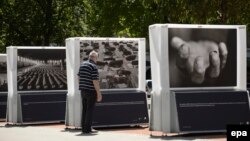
top-left (89, 50), bottom-right (98, 59)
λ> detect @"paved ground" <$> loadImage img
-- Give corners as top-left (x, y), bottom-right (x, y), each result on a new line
top-left (0, 122), bottom-right (226, 141)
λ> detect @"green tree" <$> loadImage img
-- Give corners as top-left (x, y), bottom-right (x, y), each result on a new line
top-left (0, 0), bottom-right (88, 52)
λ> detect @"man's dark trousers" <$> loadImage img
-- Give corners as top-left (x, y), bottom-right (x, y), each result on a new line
top-left (81, 90), bottom-right (96, 133)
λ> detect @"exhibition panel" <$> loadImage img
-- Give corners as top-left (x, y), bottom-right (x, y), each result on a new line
top-left (17, 49), bottom-right (67, 91)
top-left (168, 28), bottom-right (237, 87)
top-left (92, 91), bottom-right (148, 127)
top-left (7, 47), bottom-right (67, 123)
top-left (65, 37), bottom-right (147, 127)
top-left (80, 40), bottom-right (139, 89)
top-left (20, 91), bottom-right (66, 123)
top-left (0, 94), bottom-right (7, 120)
top-left (247, 48), bottom-right (250, 89)
top-left (0, 54), bottom-right (7, 120)
top-left (149, 24), bottom-right (248, 133)
top-left (0, 54), bottom-right (8, 92)
top-left (173, 90), bottom-right (250, 132)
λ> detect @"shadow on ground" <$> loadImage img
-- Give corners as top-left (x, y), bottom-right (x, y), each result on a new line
top-left (156, 132), bottom-right (226, 140)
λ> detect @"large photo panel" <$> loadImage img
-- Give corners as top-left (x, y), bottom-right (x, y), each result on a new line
top-left (168, 28), bottom-right (237, 87)
top-left (79, 39), bottom-right (139, 89)
top-left (0, 55), bottom-right (7, 92)
top-left (247, 49), bottom-right (250, 87)
top-left (17, 49), bottom-right (67, 91)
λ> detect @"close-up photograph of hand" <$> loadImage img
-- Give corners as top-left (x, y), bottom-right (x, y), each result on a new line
top-left (171, 36), bottom-right (228, 84)
top-left (168, 28), bottom-right (237, 87)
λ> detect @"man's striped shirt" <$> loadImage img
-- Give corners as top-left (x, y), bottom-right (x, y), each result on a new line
top-left (78, 60), bottom-right (99, 91)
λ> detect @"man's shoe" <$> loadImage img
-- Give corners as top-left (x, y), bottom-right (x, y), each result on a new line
top-left (81, 132), bottom-right (90, 134)
top-left (81, 130), bottom-right (91, 134)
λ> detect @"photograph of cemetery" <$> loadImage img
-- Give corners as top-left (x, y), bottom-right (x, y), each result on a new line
top-left (17, 49), bottom-right (67, 91)
top-left (80, 40), bottom-right (139, 89)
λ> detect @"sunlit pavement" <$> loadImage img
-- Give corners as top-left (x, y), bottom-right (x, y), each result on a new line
top-left (0, 122), bottom-right (226, 141)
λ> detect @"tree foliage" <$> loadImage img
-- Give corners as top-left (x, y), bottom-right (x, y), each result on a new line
top-left (0, 0), bottom-right (86, 52)
top-left (0, 0), bottom-right (249, 53)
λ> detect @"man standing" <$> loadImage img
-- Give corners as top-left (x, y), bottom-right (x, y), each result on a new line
top-left (78, 50), bottom-right (102, 133)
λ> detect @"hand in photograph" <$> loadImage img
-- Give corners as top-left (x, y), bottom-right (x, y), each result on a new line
top-left (171, 36), bottom-right (228, 84)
